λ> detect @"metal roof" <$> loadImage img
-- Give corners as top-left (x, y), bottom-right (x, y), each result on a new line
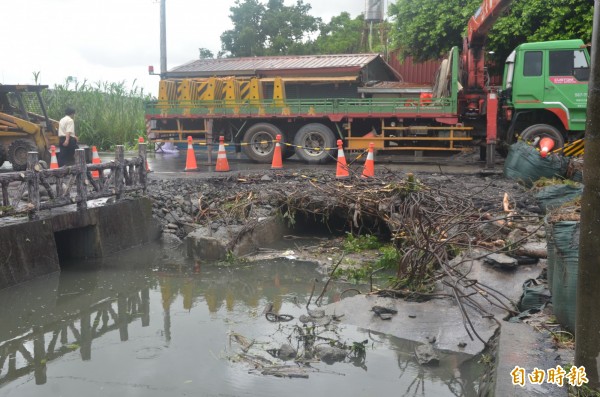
top-left (167, 53), bottom-right (386, 78)
top-left (358, 81), bottom-right (432, 94)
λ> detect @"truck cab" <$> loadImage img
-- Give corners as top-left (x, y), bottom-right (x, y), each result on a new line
top-left (501, 39), bottom-right (590, 146)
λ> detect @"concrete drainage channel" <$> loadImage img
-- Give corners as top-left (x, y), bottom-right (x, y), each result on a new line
top-left (0, 197), bottom-right (160, 289)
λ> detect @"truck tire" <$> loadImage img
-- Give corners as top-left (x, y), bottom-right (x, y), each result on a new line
top-left (242, 123), bottom-right (286, 163)
top-left (293, 123), bottom-right (336, 163)
top-left (8, 139), bottom-right (37, 171)
top-left (520, 124), bottom-right (565, 150)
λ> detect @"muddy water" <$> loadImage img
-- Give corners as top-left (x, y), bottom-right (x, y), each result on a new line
top-left (0, 243), bottom-right (483, 397)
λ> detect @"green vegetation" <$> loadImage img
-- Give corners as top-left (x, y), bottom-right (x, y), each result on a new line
top-left (532, 177), bottom-right (580, 189)
top-left (550, 330), bottom-right (575, 349)
top-left (478, 353), bottom-right (493, 365)
top-left (217, 0), bottom-right (593, 64)
top-left (333, 234), bottom-right (401, 285)
top-left (220, 0), bottom-right (321, 57)
top-left (43, 78), bottom-right (151, 151)
top-left (388, 0), bottom-right (593, 72)
top-left (333, 264), bottom-right (374, 285)
top-left (219, 0), bottom-right (373, 57)
top-left (388, 0), bottom-right (478, 62)
top-left (342, 233), bottom-right (382, 252)
top-left (376, 245), bottom-right (401, 269)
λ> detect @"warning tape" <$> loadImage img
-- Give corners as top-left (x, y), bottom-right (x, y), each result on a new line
top-left (153, 138), bottom-right (371, 156)
top-left (552, 139), bottom-right (584, 157)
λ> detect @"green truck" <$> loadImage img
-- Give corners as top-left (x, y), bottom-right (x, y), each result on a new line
top-left (145, 0), bottom-right (589, 166)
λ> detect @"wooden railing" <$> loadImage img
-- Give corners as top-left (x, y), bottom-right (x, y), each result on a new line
top-left (0, 144), bottom-right (148, 219)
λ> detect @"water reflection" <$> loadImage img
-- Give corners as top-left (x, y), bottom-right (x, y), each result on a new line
top-left (0, 244), bottom-right (482, 397)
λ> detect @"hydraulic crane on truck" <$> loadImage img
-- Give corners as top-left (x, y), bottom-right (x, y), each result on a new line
top-left (461, 0), bottom-right (514, 166)
top-left (461, 0), bottom-right (590, 166)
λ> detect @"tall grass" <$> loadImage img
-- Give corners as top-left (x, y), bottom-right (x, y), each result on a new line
top-left (43, 78), bottom-right (152, 150)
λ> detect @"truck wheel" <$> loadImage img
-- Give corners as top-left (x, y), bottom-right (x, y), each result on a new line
top-left (242, 123), bottom-right (285, 163)
top-left (8, 139), bottom-right (37, 171)
top-left (293, 123), bottom-right (335, 163)
top-left (519, 124), bottom-right (565, 150)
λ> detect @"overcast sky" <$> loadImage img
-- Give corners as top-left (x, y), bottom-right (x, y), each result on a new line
top-left (1, 0), bottom-right (372, 97)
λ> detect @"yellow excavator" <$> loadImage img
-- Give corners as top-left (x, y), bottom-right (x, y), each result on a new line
top-left (0, 84), bottom-right (59, 170)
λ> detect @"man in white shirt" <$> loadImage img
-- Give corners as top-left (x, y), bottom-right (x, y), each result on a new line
top-left (58, 107), bottom-right (78, 166)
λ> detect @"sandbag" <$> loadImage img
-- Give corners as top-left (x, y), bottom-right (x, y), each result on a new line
top-left (504, 141), bottom-right (569, 187)
top-left (551, 221), bottom-right (579, 333)
top-left (519, 278), bottom-right (551, 312)
top-left (534, 183), bottom-right (583, 213)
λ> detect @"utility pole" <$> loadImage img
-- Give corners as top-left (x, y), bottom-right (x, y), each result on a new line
top-left (575, 0), bottom-right (600, 389)
top-left (160, 0), bottom-right (167, 78)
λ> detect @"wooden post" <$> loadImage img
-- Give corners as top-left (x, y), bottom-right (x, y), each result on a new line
top-left (32, 326), bottom-right (47, 385)
top-left (115, 145), bottom-right (124, 200)
top-left (117, 293), bottom-right (129, 341)
top-left (75, 149), bottom-right (87, 210)
top-left (56, 173), bottom-right (63, 197)
top-left (138, 142), bottom-right (147, 193)
top-left (1, 181), bottom-right (8, 207)
top-left (27, 151), bottom-right (40, 219)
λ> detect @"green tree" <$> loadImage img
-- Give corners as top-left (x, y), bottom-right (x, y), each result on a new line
top-left (313, 12), bottom-right (366, 54)
top-left (389, 0), bottom-right (478, 62)
top-left (220, 0), bottom-right (321, 57)
top-left (486, 0), bottom-right (593, 67)
top-left (389, 0), bottom-right (593, 65)
top-left (198, 48), bottom-right (214, 59)
top-left (221, 0), bottom-right (266, 57)
top-left (262, 0), bottom-right (321, 55)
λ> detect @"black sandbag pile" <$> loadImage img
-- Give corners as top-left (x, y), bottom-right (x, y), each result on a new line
top-left (504, 141), bottom-right (569, 187)
top-left (546, 205), bottom-right (580, 333)
top-left (533, 181), bottom-right (583, 212)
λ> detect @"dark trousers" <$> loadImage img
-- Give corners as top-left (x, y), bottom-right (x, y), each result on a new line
top-left (58, 136), bottom-right (78, 166)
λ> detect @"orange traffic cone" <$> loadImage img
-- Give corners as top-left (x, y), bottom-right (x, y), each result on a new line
top-left (539, 137), bottom-right (555, 158)
top-left (185, 136), bottom-right (198, 171)
top-left (336, 139), bottom-right (349, 179)
top-left (50, 145), bottom-right (59, 169)
top-left (271, 134), bottom-right (283, 170)
top-left (361, 142), bottom-right (375, 178)
top-left (215, 136), bottom-right (230, 172)
top-left (91, 146), bottom-right (101, 178)
top-left (138, 137), bottom-right (152, 172)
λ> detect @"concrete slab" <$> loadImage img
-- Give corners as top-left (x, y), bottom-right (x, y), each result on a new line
top-left (322, 251), bottom-right (545, 361)
top-left (494, 321), bottom-right (571, 397)
top-left (449, 251), bottom-right (545, 318)
top-left (323, 294), bottom-right (495, 357)
top-left (186, 215), bottom-right (291, 261)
